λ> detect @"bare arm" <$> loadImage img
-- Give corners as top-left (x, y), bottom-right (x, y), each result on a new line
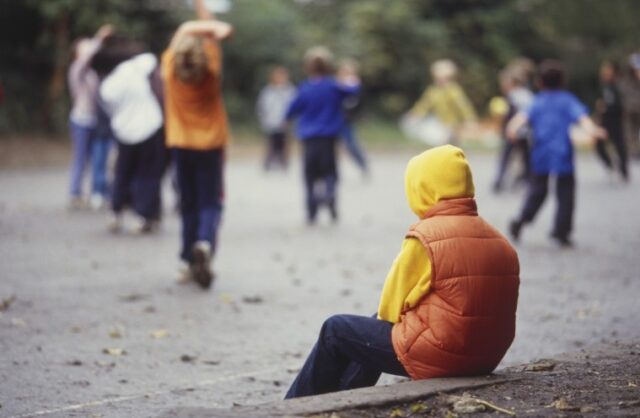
top-left (169, 20), bottom-right (233, 49)
top-left (579, 115), bottom-right (608, 141)
top-left (506, 111), bottom-right (528, 142)
top-left (194, 0), bottom-right (214, 20)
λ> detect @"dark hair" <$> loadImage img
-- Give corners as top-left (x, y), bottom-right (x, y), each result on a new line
top-left (539, 60), bottom-right (565, 89)
top-left (90, 35), bottom-right (146, 78)
top-left (305, 56), bottom-right (333, 76)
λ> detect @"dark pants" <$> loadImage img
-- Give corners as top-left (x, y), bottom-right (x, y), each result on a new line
top-left (518, 173), bottom-right (575, 239)
top-left (595, 122), bottom-right (628, 180)
top-left (264, 131), bottom-right (288, 170)
top-left (493, 138), bottom-right (530, 191)
top-left (285, 314), bottom-right (408, 399)
top-left (303, 137), bottom-right (338, 222)
top-left (173, 148), bottom-right (224, 263)
top-left (112, 130), bottom-right (164, 219)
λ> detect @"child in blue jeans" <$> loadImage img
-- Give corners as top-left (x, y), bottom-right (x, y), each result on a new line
top-left (508, 60), bottom-right (607, 247)
top-left (285, 46), bottom-right (360, 224)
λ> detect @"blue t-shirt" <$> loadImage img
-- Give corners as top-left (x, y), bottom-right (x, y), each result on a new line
top-left (285, 77), bottom-right (359, 140)
top-left (526, 90), bottom-right (588, 175)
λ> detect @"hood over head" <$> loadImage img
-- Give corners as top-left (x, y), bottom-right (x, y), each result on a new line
top-left (405, 145), bottom-right (475, 218)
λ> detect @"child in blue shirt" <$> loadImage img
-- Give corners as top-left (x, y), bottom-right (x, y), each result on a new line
top-left (286, 46), bottom-right (360, 224)
top-left (507, 60), bottom-right (607, 247)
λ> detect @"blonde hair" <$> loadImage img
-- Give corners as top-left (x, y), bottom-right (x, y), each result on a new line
top-left (431, 59), bottom-right (458, 82)
top-left (174, 35), bottom-right (209, 84)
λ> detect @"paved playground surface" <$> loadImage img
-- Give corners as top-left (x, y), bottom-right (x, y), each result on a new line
top-left (1, 146), bottom-right (639, 417)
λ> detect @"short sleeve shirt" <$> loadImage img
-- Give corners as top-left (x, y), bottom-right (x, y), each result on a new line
top-left (526, 91), bottom-right (588, 174)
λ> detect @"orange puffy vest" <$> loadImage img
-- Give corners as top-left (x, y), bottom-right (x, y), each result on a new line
top-left (392, 198), bottom-right (519, 379)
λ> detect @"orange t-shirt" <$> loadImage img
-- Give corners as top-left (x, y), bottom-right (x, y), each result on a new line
top-left (162, 39), bottom-right (229, 150)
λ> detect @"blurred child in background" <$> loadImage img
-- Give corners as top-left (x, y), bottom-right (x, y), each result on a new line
top-left (162, 0), bottom-right (233, 289)
top-left (619, 53), bottom-right (640, 160)
top-left (594, 60), bottom-right (628, 182)
top-left (492, 69), bottom-right (534, 193)
top-left (99, 40), bottom-right (165, 234)
top-left (409, 59), bottom-right (477, 146)
top-left (67, 25), bottom-right (112, 209)
top-left (337, 59), bottom-right (369, 177)
top-left (285, 46), bottom-right (360, 225)
top-left (256, 66), bottom-right (295, 171)
top-left (508, 61), bottom-right (607, 247)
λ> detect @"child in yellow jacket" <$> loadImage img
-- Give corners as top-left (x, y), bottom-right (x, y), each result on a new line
top-left (286, 145), bottom-right (519, 398)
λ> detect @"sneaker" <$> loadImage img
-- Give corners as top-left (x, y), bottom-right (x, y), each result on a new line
top-left (132, 217), bottom-right (156, 235)
top-left (551, 232), bottom-right (573, 248)
top-left (108, 213), bottom-right (122, 233)
top-left (191, 241), bottom-right (213, 289)
top-left (509, 219), bottom-right (522, 242)
top-left (177, 260), bottom-right (193, 284)
top-left (89, 194), bottom-right (106, 211)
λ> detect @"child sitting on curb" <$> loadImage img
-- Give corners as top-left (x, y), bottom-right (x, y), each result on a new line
top-left (285, 145), bottom-right (520, 398)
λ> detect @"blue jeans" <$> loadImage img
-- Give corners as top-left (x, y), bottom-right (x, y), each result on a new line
top-left (341, 123), bottom-right (367, 172)
top-left (69, 121), bottom-right (94, 197)
top-left (91, 136), bottom-right (112, 197)
top-left (173, 148), bottom-right (224, 262)
top-left (285, 314), bottom-right (408, 399)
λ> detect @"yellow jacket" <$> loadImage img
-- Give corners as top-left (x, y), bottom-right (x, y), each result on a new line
top-left (377, 145), bottom-right (476, 323)
top-left (410, 82), bottom-right (477, 127)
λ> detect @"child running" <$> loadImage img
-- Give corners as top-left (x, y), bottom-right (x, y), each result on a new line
top-left (162, 0), bottom-right (233, 289)
top-left (285, 47), bottom-right (360, 224)
top-left (285, 145), bottom-right (520, 398)
top-left (508, 60), bottom-right (607, 247)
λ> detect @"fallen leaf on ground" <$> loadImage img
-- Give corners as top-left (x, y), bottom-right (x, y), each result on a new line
top-left (66, 360), bottom-right (83, 366)
top-left (525, 359), bottom-right (556, 372)
top-left (102, 348), bottom-right (126, 356)
top-left (242, 295), bottom-right (264, 304)
top-left (0, 295), bottom-right (16, 311)
top-left (180, 354), bottom-right (197, 363)
top-left (149, 329), bottom-right (169, 339)
top-left (409, 402), bottom-right (428, 413)
top-left (109, 328), bottom-right (123, 339)
top-left (548, 398), bottom-right (580, 411)
top-left (447, 394), bottom-right (515, 416)
top-left (388, 407), bottom-right (405, 417)
top-left (118, 293), bottom-right (147, 302)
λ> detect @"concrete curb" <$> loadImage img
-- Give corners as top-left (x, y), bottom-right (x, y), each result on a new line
top-left (159, 375), bottom-right (519, 418)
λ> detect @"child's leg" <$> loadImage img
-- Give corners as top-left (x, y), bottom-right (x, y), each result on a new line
top-left (519, 174), bottom-right (549, 223)
top-left (285, 314), bottom-right (407, 399)
top-left (303, 141), bottom-right (319, 222)
top-left (91, 137), bottom-right (112, 197)
top-left (553, 173), bottom-right (575, 240)
top-left (69, 122), bottom-right (93, 198)
top-left (594, 140), bottom-right (613, 170)
top-left (195, 149), bottom-right (224, 254)
top-left (493, 140), bottom-right (514, 191)
top-left (341, 123), bottom-right (368, 172)
top-left (111, 142), bottom-right (137, 214)
top-left (174, 149), bottom-right (198, 262)
top-left (131, 131), bottom-right (165, 220)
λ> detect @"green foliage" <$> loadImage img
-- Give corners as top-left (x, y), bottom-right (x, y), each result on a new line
top-left (1, 0), bottom-right (639, 135)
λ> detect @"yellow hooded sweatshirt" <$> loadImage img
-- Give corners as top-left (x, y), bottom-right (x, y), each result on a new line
top-left (377, 145), bottom-right (475, 323)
